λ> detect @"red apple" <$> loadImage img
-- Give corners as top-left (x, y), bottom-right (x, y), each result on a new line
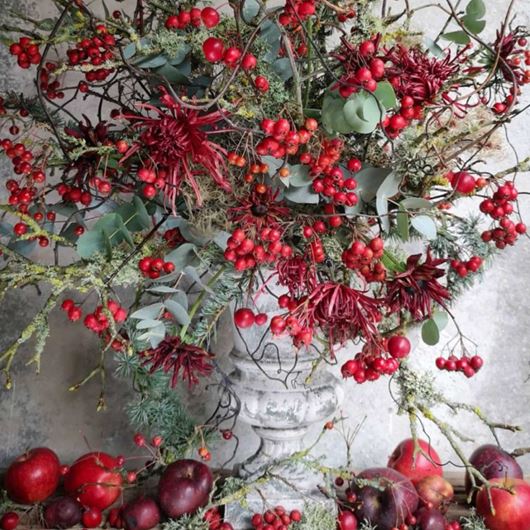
top-left (158, 459), bottom-right (213, 518)
top-left (64, 452), bottom-right (123, 510)
top-left (4, 447), bottom-right (61, 504)
top-left (352, 467), bottom-right (419, 530)
top-left (416, 475), bottom-right (454, 509)
top-left (337, 510), bottom-right (358, 530)
top-left (43, 497), bottom-right (83, 528)
top-left (476, 478), bottom-right (530, 530)
top-left (388, 438), bottom-right (443, 485)
top-left (466, 444), bottom-right (523, 495)
top-left (122, 497), bottom-right (160, 530)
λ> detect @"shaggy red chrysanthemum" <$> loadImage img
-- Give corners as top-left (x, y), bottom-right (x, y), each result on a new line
top-left (122, 92), bottom-right (231, 210)
top-left (384, 45), bottom-right (460, 103)
top-left (229, 188), bottom-right (290, 232)
top-left (385, 251), bottom-right (451, 320)
top-left (294, 282), bottom-right (383, 349)
top-left (140, 336), bottom-right (213, 387)
top-left (275, 256), bottom-right (317, 298)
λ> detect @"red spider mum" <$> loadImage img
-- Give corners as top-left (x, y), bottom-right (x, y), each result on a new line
top-left (491, 31), bottom-right (529, 85)
top-left (228, 187), bottom-right (289, 232)
top-left (385, 46), bottom-right (460, 104)
top-left (275, 256), bottom-right (317, 298)
top-left (385, 251), bottom-right (451, 320)
top-left (294, 282), bottom-right (383, 349)
top-left (140, 336), bottom-right (213, 387)
top-left (121, 92), bottom-right (231, 210)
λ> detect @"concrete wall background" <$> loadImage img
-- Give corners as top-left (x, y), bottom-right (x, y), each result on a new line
top-left (1, 0), bottom-right (529, 473)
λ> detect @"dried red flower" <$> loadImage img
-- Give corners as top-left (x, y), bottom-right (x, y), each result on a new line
top-left (275, 256), bottom-right (317, 298)
top-left (121, 93), bottom-right (231, 210)
top-left (384, 46), bottom-right (460, 103)
top-left (385, 251), bottom-right (451, 320)
top-left (140, 336), bottom-right (213, 387)
top-left (294, 282), bottom-right (383, 349)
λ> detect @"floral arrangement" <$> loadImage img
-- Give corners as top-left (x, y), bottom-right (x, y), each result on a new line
top-left (1, 0), bottom-right (530, 525)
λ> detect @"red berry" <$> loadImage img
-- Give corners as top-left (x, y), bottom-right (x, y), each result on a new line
top-left (13, 222), bottom-right (28, 236)
top-left (359, 40), bottom-right (375, 57)
top-left (234, 307), bottom-right (255, 328)
top-left (201, 7), bottom-right (220, 28)
top-left (68, 306), bottom-right (82, 322)
top-left (241, 53), bottom-right (257, 71)
top-left (452, 171), bottom-right (476, 194)
top-left (134, 433), bottom-right (146, 447)
top-left (387, 335), bottom-right (411, 359)
top-left (203, 37), bottom-right (225, 63)
top-left (254, 75), bottom-right (270, 92)
top-left (255, 313), bottom-right (268, 326)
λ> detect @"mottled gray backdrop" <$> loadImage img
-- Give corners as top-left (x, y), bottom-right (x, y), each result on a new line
top-left (1, 0), bottom-right (529, 473)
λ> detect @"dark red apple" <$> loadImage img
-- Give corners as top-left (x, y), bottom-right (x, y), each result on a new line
top-left (415, 507), bottom-right (447, 530)
top-left (4, 447), bottom-right (61, 504)
top-left (416, 475), bottom-right (454, 509)
top-left (476, 478), bottom-right (530, 530)
top-left (122, 497), bottom-right (160, 530)
top-left (64, 452), bottom-right (123, 510)
top-left (158, 459), bottom-right (213, 518)
top-left (337, 510), bottom-right (358, 530)
top-left (388, 439), bottom-right (443, 485)
top-left (466, 444), bottom-right (523, 495)
top-left (43, 496), bottom-right (83, 528)
top-left (352, 467), bottom-right (418, 530)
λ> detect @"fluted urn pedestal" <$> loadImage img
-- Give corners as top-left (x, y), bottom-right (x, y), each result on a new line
top-left (224, 282), bottom-right (343, 529)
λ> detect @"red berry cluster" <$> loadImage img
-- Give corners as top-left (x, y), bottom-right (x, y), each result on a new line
top-left (138, 256), bottom-right (176, 279)
top-left (251, 506), bottom-right (302, 530)
top-left (203, 507), bottom-right (233, 530)
top-left (201, 37), bottom-right (258, 73)
top-left (480, 181), bottom-right (526, 249)
top-left (278, 0), bottom-right (316, 27)
top-left (84, 300), bottom-right (128, 333)
top-left (66, 26), bottom-right (116, 83)
top-left (61, 299), bottom-right (83, 322)
top-left (311, 164), bottom-right (358, 207)
top-left (233, 307), bottom-right (268, 328)
top-left (256, 117), bottom-right (313, 158)
top-left (450, 256), bottom-right (483, 278)
top-left (163, 227), bottom-right (186, 248)
top-left (9, 37), bottom-right (41, 69)
top-left (166, 7), bottom-right (220, 30)
top-left (39, 62), bottom-right (65, 100)
top-left (446, 171), bottom-right (477, 194)
top-left (269, 313), bottom-right (313, 347)
top-left (435, 354), bottom-right (484, 378)
top-left (341, 336), bottom-right (410, 384)
top-left (224, 226), bottom-right (293, 271)
top-left (382, 94), bottom-right (424, 139)
top-left (342, 237), bottom-right (386, 282)
top-left (136, 165), bottom-right (166, 199)
top-left (56, 183), bottom-right (93, 206)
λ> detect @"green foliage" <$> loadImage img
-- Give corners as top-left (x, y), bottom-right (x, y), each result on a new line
top-left (460, 512), bottom-right (487, 530)
top-left (421, 310), bottom-right (449, 346)
top-left (160, 513), bottom-right (209, 530)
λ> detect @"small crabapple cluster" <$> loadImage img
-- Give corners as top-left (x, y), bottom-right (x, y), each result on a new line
top-left (56, 183), bottom-right (93, 206)
top-left (278, 0), bottom-right (316, 27)
top-left (138, 256), bottom-right (176, 279)
top-left (201, 36), bottom-right (258, 73)
top-left (1, 138), bottom-right (44, 183)
top-left (61, 299), bottom-right (83, 322)
top-left (136, 165), bottom-right (166, 199)
top-left (66, 26), bottom-right (117, 84)
top-left (165, 6), bottom-right (220, 30)
top-left (446, 171), bottom-right (479, 194)
top-left (382, 95), bottom-right (424, 139)
top-left (450, 255), bottom-right (483, 278)
top-left (256, 117), bottom-right (315, 159)
top-left (342, 237), bottom-right (386, 282)
top-left (311, 163), bottom-right (358, 208)
top-left (250, 506), bottom-right (303, 530)
top-left (9, 37), bottom-right (41, 69)
top-left (224, 225), bottom-right (293, 271)
top-left (341, 336), bottom-right (411, 384)
top-left (435, 354), bottom-right (484, 378)
top-left (480, 180), bottom-right (527, 249)
top-left (268, 312), bottom-right (314, 348)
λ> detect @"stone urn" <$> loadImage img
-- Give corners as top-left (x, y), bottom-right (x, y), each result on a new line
top-left (225, 275), bottom-right (343, 528)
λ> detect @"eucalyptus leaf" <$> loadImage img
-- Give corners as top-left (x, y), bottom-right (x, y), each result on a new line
top-left (135, 54), bottom-right (168, 69)
top-left (441, 31), bottom-right (471, 45)
top-left (289, 165), bottom-right (312, 187)
top-left (272, 58), bottom-right (293, 81)
top-left (171, 290), bottom-right (189, 311)
top-left (411, 215), bottom-right (437, 240)
top-left (260, 21), bottom-right (282, 63)
top-left (165, 299), bottom-right (191, 326)
top-left (76, 230), bottom-right (106, 259)
top-left (321, 94), bottom-right (352, 134)
top-left (422, 318), bottom-right (440, 345)
top-left (397, 204), bottom-right (410, 241)
top-left (463, 16), bottom-right (486, 34)
top-left (401, 198), bottom-right (433, 210)
top-left (167, 44), bottom-right (191, 65)
top-left (136, 319), bottom-right (164, 330)
top-left (343, 91), bottom-right (383, 134)
top-left (374, 81), bottom-right (397, 109)
top-left (242, 0), bottom-right (260, 21)
top-left (137, 323), bottom-right (166, 348)
top-left (122, 43), bottom-right (137, 60)
top-left (130, 303), bottom-right (164, 320)
top-left (147, 286), bottom-right (180, 294)
top-left (466, 0), bottom-right (486, 20)
top-left (165, 243), bottom-right (197, 271)
top-left (432, 310), bottom-right (449, 331)
top-left (285, 185), bottom-right (319, 204)
top-left (425, 37), bottom-right (443, 58)
top-left (375, 172), bottom-right (401, 232)
top-left (156, 63), bottom-right (189, 84)
top-left (352, 167), bottom-right (392, 202)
